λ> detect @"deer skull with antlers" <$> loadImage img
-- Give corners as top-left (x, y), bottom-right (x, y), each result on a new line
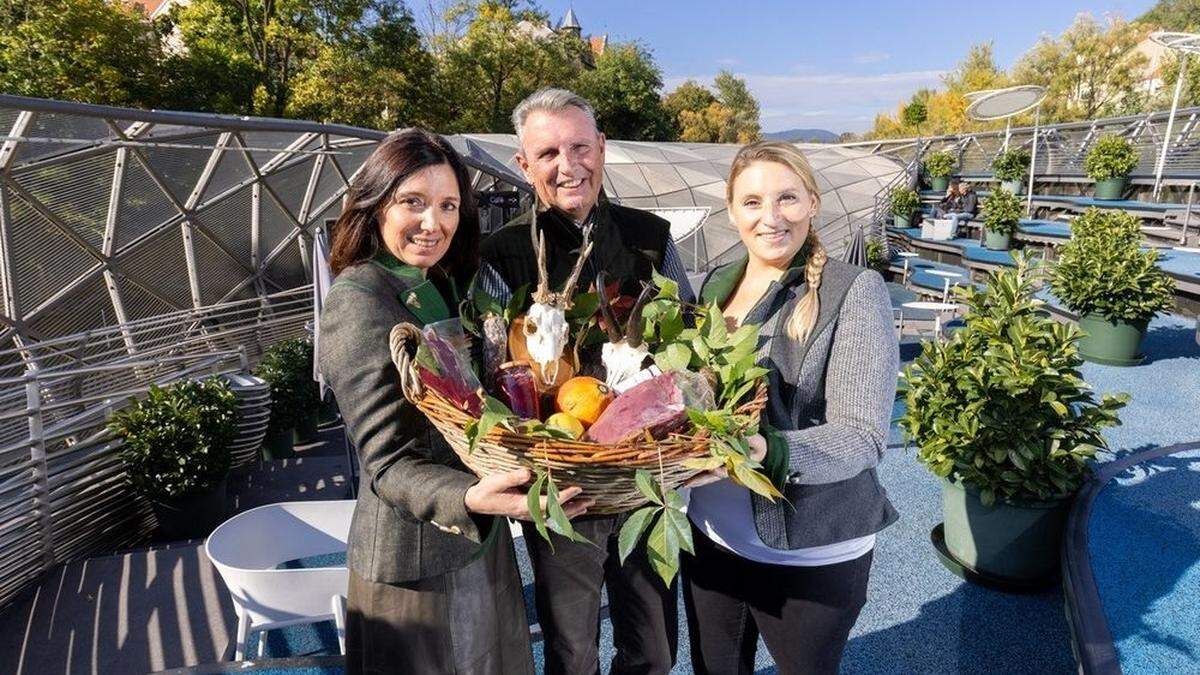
top-left (597, 272), bottom-right (656, 391)
top-left (523, 207), bottom-right (593, 386)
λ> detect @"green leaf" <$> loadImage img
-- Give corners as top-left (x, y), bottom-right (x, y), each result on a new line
top-left (618, 506), bottom-right (658, 563)
top-left (634, 469), bottom-right (663, 505)
top-left (655, 343), bottom-right (693, 372)
top-left (651, 270), bottom-right (678, 300)
top-left (730, 458), bottom-right (783, 501)
top-left (646, 512), bottom-right (680, 585)
top-left (526, 472), bottom-right (550, 546)
top-left (545, 476), bottom-right (591, 545)
top-left (663, 504), bottom-right (694, 555)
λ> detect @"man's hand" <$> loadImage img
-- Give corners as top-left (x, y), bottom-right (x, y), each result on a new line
top-left (464, 468), bottom-right (593, 520)
top-left (684, 434), bottom-right (769, 488)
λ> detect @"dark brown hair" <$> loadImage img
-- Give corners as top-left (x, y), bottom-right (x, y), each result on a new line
top-left (329, 129), bottom-right (479, 288)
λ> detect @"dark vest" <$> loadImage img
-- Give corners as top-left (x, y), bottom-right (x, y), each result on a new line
top-left (480, 198), bottom-right (672, 298)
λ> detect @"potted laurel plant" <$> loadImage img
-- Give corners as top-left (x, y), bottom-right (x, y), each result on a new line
top-left (1084, 134), bottom-right (1138, 200)
top-left (109, 378), bottom-right (238, 540)
top-left (901, 253), bottom-right (1127, 585)
top-left (992, 147), bottom-right (1030, 195)
top-left (1049, 209), bottom-right (1176, 366)
top-left (981, 187), bottom-right (1022, 250)
top-left (923, 150), bottom-right (956, 192)
top-left (890, 186), bottom-right (920, 228)
top-left (255, 338), bottom-right (321, 457)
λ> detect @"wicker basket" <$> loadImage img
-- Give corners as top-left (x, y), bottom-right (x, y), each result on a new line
top-left (389, 323), bottom-right (767, 515)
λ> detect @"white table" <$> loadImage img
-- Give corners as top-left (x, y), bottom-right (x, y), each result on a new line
top-left (926, 269), bottom-right (964, 302)
top-left (897, 251), bottom-right (920, 285)
top-left (901, 301), bottom-right (960, 341)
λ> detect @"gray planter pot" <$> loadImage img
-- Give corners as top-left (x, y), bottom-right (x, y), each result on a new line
top-left (984, 230), bottom-right (1012, 250)
top-left (1077, 314), bottom-right (1148, 366)
top-left (1093, 176), bottom-right (1129, 200)
top-left (930, 176), bottom-right (950, 192)
top-left (150, 476), bottom-right (229, 541)
top-left (941, 478), bottom-right (1071, 583)
top-left (894, 213), bottom-right (911, 228)
top-left (1000, 179), bottom-right (1025, 195)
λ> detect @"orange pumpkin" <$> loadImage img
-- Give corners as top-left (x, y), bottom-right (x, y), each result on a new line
top-left (555, 376), bottom-right (614, 427)
top-left (508, 315), bottom-right (575, 392)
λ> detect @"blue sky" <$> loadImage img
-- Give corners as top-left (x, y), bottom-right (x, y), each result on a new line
top-left (539, 0), bottom-right (1160, 133)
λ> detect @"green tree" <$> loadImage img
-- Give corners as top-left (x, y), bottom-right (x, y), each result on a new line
top-left (1139, 0), bottom-right (1200, 29)
top-left (714, 70), bottom-right (761, 142)
top-left (437, 1), bottom-right (582, 133)
top-left (287, 4), bottom-right (444, 128)
top-left (573, 42), bottom-right (672, 141)
top-left (663, 80), bottom-right (716, 140)
top-left (0, 0), bottom-right (168, 107)
top-left (1012, 14), bottom-right (1149, 122)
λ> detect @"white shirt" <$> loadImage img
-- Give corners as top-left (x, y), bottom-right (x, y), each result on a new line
top-left (685, 478), bottom-right (875, 567)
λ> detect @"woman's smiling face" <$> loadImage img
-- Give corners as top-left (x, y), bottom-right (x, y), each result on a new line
top-left (378, 163), bottom-right (460, 269)
top-left (728, 160), bottom-right (819, 268)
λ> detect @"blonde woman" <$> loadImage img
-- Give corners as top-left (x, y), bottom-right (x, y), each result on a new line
top-left (683, 142), bottom-right (899, 675)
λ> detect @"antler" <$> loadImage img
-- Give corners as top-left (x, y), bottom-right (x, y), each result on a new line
top-left (530, 202), bottom-right (551, 304)
top-left (596, 271), bottom-right (622, 343)
top-left (625, 283), bottom-right (656, 348)
top-left (557, 223), bottom-right (594, 308)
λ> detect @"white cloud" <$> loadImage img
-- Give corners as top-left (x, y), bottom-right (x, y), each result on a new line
top-left (664, 69), bottom-right (947, 133)
top-left (852, 51), bottom-right (891, 65)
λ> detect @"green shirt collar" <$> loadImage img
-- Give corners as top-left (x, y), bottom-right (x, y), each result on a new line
top-left (699, 246), bottom-right (811, 307)
top-left (369, 250), bottom-right (452, 324)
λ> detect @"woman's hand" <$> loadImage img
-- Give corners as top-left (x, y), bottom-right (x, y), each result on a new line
top-left (685, 434), bottom-right (769, 488)
top-left (464, 468), bottom-right (594, 521)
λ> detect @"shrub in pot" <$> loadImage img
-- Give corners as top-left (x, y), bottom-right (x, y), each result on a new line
top-left (992, 147), bottom-right (1030, 195)
top-left (255, 338), bottom-right (320, 455)
top-left (901, 253), bottom-right (1127, 583)
top-left (981, 187), bottom-right (1021, 250)
top-left (1083, 134), bottom-right (1137, 200)
top-left (1049, 208), bottom-right (1176, 365)
top-left (890, 186), bottom-right (920, 228)
top-left (109, 378), bottom-right (237, 540)
top-left (923, 151), bottom-right (956, 191)
top-left (866, 237), bottom-right (889, 272)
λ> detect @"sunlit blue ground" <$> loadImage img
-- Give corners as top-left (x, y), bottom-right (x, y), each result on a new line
top-left (244, 315), bottom-right (1199, 674)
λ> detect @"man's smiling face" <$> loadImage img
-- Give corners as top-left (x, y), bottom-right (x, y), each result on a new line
top-left (515, 106), bottom-right (606, 222)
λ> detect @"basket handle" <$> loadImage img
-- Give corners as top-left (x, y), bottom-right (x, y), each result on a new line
top-left (389, 322), bottom-right (425, 403)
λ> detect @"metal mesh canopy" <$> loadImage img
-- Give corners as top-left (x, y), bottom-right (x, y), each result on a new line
top-left (0, 96), bottom-right (902, 352)
top-left (966, 85), bottom-right (1047, 121)
top-left (459, 134), bottom-right (903, 270)
top-left (1150, 31), bottom-right (1200, 54)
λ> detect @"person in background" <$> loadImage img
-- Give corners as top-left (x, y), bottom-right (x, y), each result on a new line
top-left (319, 129), bottom-right (591, 675)
top-left (932, 178), bottom-right (977, 235)
top-left (684, 141), bottom-right (899, 675)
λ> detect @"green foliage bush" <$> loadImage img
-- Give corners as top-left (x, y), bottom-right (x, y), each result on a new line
top-left (901, 254), bottom-right (1127, 506)
top-left (889, 187), bottom-right (920, 218)
top-left (109, 378), bottom-right (237, 500)
top-left (982, 188), bottom-right (1022, 236)
top-left (991, 148), bottom-right (1030, 182)
top-left (255, 339), bottom-right (320, 432)
top-left (866, 237), bottom-right (889, 270)
top-left (923, 151), bottom-right (956, 179)
top-left (1050, 209), bottom-right (1176, 322)
top-left (1083, 134), bottom-right (1138, 181)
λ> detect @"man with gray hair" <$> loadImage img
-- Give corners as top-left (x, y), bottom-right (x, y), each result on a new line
top-left (475, 87), bottom-right (691, 675)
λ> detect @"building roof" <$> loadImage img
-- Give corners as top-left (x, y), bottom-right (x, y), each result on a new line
top-left (560, 8), bottom-right (581, 31)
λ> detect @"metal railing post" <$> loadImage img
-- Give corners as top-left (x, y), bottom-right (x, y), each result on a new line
top-left (26, 368), bottom-right (54, 569)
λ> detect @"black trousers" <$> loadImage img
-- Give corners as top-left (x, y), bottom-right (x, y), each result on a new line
top-left (522, 514), bottom-right (678, 675)
top-left (681, 526), bottom-right (873, 675)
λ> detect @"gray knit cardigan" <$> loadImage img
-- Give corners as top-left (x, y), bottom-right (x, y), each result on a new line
top-left (699, 256), bottom-right (900, 550)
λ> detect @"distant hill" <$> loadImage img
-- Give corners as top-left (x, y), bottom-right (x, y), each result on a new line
top-left (763, 128), bottom-right (840, 143)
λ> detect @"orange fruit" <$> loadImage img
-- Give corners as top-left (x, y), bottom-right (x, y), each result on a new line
top-left (546, 412), bottom-right (585, 439)
top-left (555, 376), bottom-right (613, 426)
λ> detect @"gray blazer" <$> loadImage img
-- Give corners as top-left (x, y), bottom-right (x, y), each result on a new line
top-left (701, 257), bottom-right (900, 549)
top-left (319, 259), bottom-right (488, 583)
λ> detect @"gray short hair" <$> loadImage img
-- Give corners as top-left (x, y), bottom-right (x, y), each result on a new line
top-left (511, 88), bottom-right (598, 144)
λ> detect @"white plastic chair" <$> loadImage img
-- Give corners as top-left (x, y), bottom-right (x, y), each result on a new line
top-left (205, 500), bottom-right (354, 660)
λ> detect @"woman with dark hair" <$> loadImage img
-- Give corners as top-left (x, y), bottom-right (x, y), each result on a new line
top-left (319, 129), bottom-right (590, 674)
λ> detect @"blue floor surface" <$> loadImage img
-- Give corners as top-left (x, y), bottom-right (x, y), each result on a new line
top-left (1088, 446), bottom-right (1200, 675)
